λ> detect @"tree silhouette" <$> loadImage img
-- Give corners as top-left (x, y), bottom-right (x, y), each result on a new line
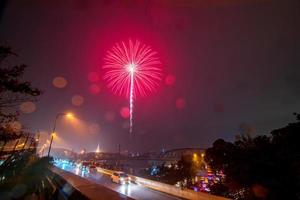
top-left (205, 113), bottom-right (300, 200)
top-left (0, 45), bottom-right (55, 199)
top-left (148, 154), bottom-right (199, 188)
top-left (0, 45), bottom-right (42, 142)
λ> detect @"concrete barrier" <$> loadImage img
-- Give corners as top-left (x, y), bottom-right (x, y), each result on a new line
top-left (52, 167), bottom-right (132, 200)
top-left (96, 167), bottom-right (230, 200)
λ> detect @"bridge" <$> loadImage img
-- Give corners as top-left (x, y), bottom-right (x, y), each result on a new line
top-left (51, 147), bottom-right (207, 176)
top-left (51, 147), bottom-right (206, 163)
top-left (158, 147), bottom-right (206, 160)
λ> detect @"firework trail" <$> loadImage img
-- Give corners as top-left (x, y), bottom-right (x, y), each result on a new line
top-left (103, 39), bottom-right (162, 136)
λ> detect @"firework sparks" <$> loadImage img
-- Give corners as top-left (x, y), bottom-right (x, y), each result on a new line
top-left (103, 39), bottom-right (162, 135)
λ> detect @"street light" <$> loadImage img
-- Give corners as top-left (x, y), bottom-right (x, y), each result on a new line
top-left (47, 112), bottom-right (73, 157)
top-left (193, 153), bottom-right (199, 164)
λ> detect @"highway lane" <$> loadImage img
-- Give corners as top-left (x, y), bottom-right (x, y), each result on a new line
top-left (54, 160), bottom-right (182, 200)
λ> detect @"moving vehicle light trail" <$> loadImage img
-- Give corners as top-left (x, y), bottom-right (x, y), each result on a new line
top-left (54, 159), bottom-right (180, 200)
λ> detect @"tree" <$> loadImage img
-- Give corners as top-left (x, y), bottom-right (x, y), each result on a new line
top-left (205, 113), bottom-right (300, 200)
top-left (0, 45), bottom-right (55, 199)
top-left (177, 154), bottom-right (198, 187)
top-left (0, 45), bottom-right (42, 142)
top-left (0, 152), bottom-right (55, 199)
top-left (151, 154), bottom-right (199, 188)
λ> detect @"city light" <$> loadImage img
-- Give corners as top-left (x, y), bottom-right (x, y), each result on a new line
top-left (48, 112), bottom-right (76, 156)
top-left (95, 143), bottom-right (100, 153)
top-left (66, 113), bottom-right (73, 118)
top-left (193, 153), bottom-right (199, 163)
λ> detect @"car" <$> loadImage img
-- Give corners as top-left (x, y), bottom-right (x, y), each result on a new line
top-left (111, 172), bottom-right (131, 184)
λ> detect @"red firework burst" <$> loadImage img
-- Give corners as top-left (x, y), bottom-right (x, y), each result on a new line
top-left (103, 39), bottom-right (162, 97)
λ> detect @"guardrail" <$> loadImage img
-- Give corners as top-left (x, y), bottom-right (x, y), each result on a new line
top-left (96, 167), bottom-right (230, 200)
top-left (48, 168), bottom-right (90, 200)
top-left (0, 135), bottom-right (37, 155)
top-left (52, 167), bottom-right (132, 200)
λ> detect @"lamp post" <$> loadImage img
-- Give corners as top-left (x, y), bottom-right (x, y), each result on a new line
top-left (47, 112), bottom-right (73, 157)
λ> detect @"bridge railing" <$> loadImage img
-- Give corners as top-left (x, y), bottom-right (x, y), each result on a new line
top-left (53, 167), bottom-right (132, 200)
top-left (96, 167), bottom-right (230, 200)
top-left (0, 135), bottom-right (37, 153)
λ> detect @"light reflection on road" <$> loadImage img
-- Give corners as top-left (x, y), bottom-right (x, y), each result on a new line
top-left (120, 183), bottom-right (132, 196)
top-left (54, 159), bottom-right (181, 200)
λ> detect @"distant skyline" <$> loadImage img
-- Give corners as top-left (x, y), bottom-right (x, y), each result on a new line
top-left (0, 0), bottom-right (299, 152)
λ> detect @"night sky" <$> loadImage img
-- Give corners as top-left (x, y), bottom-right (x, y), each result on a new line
top-left (0, 0), bottom-right (299, 153)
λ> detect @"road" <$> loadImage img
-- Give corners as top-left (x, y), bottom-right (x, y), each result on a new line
top-left (54, 160), bottom-right (182, 200)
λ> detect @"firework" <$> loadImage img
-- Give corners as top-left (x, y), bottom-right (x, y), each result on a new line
top-left (103, 39), bottom-right (162, 135)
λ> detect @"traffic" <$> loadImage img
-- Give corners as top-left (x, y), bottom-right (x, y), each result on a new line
top-left (54, 159), bottom-right (181, 200)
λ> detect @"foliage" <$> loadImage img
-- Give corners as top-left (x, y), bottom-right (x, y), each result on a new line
top-left (0, 151), bottom-right (54, 199)
top-left (177, 154), bottom-right (199, 186)
top-left (148, 154), bottom-right (199, 188)
top-left (0, 45), bottom-right (42, 142)
top-left (205, 113), bottom-right (300, 200)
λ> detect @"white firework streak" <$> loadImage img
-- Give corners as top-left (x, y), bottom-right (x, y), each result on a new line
top-left (129, 71), bottom-right (134, 135)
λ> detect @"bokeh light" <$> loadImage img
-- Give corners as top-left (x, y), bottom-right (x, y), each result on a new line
top-left (88, 123), bottom-right (100, 134)
top-left (88, 72), bottom-right (100, 82)
top-left (120, 107), bottom-right (130, 119)
top-left (89, 84), bottom-right (101, 95)
top-left (9, 121), bottom-right (22, 132)
top-left (20, 101), bottom-right (36, 114)
top-left (52, 76), bottom-right (68, 88)
top-left (252, 184), bottom-right (269, 198)
top-left (165, 74), bottom-right (176, 86)
top-left (176, 98), bottom-right (186, 109)
top-left (71, 95), bottom-right (84, 106)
